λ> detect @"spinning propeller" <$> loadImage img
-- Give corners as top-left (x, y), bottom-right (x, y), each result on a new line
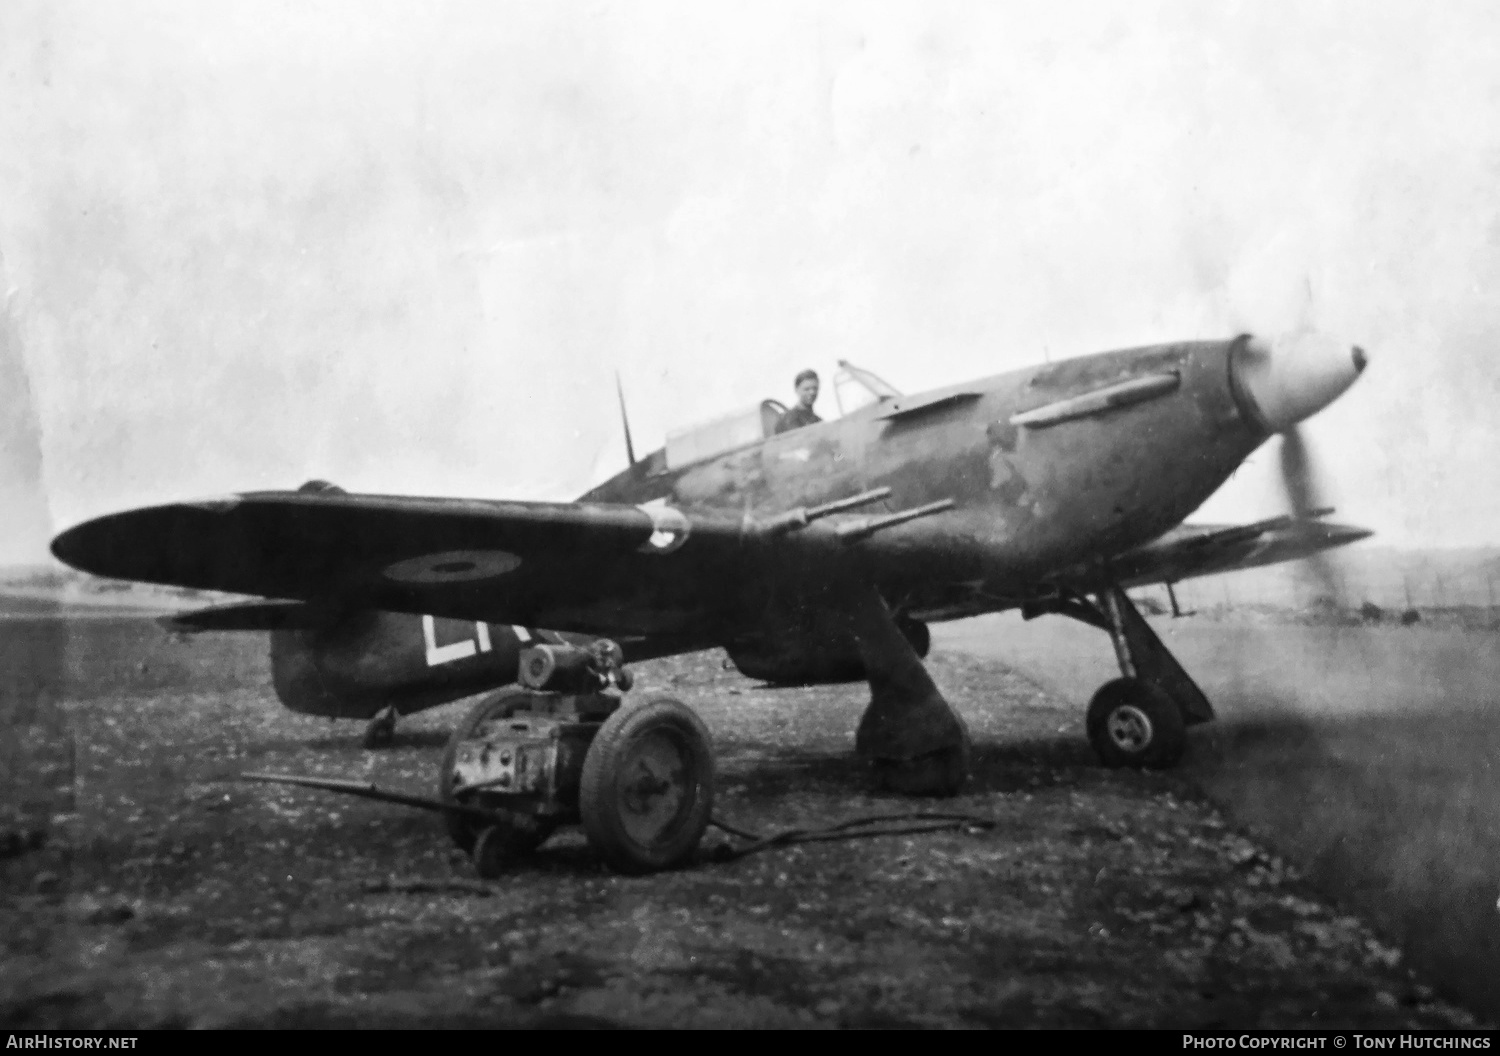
top-left (1278, 426), bottom-right (1345, 603)
top-left (1230, 330), bottom-right (1369, 605)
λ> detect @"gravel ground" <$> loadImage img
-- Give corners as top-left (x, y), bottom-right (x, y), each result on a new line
top-left (0, 624), bottom-right (1483, 1028)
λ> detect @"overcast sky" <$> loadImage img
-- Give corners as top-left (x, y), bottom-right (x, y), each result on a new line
top-left (1, 0), bottom-right (1497, 564)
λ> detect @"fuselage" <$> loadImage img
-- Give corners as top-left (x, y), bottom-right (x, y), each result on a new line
top-left (270, 336), bottom-right (1298, 714)
top-left (272, 612), bottom-right (542, 719)
top-left (586, 338), bottom-right (1267, 617)
top-left (270, 611), bottom-right (679, 719)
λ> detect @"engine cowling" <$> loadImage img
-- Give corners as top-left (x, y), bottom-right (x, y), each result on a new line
top-left (724, 616), bottom-right (931, 686)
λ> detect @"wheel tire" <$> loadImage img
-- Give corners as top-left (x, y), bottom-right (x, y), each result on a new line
top-left (896, 616), bottom-right (932, 659)
top-left (1086, 677), bottom-right (1186, 769)
top-left (362, 708), bottom-right (397, 750)
top-left (438, 688), bottom-right (537, 852)
top-left (472, 819), bottom-right (549, 879)
top-left (579, 697), bottom-right (714, 874)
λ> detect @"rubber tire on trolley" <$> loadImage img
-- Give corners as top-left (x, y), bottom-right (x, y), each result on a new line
top-left (471, 819), bottom-right (552, 879)
top-left (1085, 677), bottom-right (1186, 770)
top-left (579, 696), bottom-right (714, 874)
top-left (437, 687), bottom-right (552, 854)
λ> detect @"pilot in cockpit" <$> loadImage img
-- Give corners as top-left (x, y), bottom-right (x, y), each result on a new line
top-left (774, 369), bottom-right (823, 434)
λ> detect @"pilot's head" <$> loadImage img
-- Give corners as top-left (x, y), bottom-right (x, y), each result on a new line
top-left (794, 369), bottom-right (819, 410)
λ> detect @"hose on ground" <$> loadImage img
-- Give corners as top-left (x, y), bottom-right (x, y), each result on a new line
top-left (705, 811), bottom-right (997, 862)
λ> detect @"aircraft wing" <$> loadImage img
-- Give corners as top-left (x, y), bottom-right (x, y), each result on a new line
top-left (51, 491), bottom-right (830, 639)
top-left (1102, 516), bottom-right (1372, 588)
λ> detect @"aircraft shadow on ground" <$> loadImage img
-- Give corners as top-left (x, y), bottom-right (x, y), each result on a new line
top-left (341, 729), bottom-right (450, 752)
top-left (965, 736), bottom-right (1101, 793)
top-left (713, 732), bottom-right (1107, 800)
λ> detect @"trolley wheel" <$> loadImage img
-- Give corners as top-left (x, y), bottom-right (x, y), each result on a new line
top-left (438, 687), bottom-right (537, 852)
top-left (1086, 677), bottom-right (1186, 769)
top-left (579, 696), bottom-right (714, 874)
top-left (472, 817), bottom-right (550, 879)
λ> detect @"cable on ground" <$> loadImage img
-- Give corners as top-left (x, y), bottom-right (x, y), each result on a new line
top-left (705, 811), bottom-right (997, 863)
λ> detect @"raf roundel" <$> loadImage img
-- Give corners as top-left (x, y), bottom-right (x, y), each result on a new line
top-left (636, 503), bottom-right (690, 554)
top-left (383, 549), bottom-right (523, 584)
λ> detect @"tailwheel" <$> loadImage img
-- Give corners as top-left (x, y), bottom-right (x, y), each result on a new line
top-left (438, 688), bottom-right (538, 852)
top-left (579, 697), bottom-right (714, 874)
top-left (1086, 677), bottom-right (1186, 769)
top-left (362, 705), bottom-right (398, 749)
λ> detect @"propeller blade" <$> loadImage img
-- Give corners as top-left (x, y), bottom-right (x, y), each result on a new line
top-left (1278, 427), bottom-right (1345, 605)
top-left (1278, 427), bottom-right (1320, 516)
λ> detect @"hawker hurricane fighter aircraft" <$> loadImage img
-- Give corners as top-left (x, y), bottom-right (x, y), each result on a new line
top-left (52, 332), bottom-right (1369, 796)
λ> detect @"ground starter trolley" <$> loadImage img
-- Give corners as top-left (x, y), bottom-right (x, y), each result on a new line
top-left (244, 640), bottom-right (716, 875)
top-left (436, 641), bottom-right (715, 876)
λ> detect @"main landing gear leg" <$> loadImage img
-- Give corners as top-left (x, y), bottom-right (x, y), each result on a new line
top-left (1086, 584), bottom-right (1214, 769)
top-left (362, 704), bottom-right (399, 749)
top-left (835, 582), bottom-right (970, 796)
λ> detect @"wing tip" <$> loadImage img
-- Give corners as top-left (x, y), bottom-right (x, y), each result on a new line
top-left (50, 520), bottom-right (99, 575)
top-left (1322, 522), bottom-right (1374, 547)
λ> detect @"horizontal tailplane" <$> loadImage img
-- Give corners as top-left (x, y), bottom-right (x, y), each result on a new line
top-left (161, 601), bottom-right (327, 633)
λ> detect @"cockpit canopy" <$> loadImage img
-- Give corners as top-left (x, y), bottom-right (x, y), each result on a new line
top-left (662, 361), bottom-right (903, 470)
top-left (832, 359), bottom-right (901, 416)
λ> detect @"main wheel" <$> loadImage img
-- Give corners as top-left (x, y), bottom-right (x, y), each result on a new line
top-left (579, 697), bottom-right (714, 874)
top-left (438, 688), bottom-right (546, 853)
top-left (1086, 677), bottom-right (1186, 769)
top-left (896, 616), bottom-right (932, 659)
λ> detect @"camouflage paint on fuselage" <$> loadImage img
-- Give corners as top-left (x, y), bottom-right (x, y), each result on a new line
top-left (584, 339), bottom-right (1265, 624)
top-left (272, 338), bottom-right (1271, 711)
top-left (272, 613), bottom-right (540, 719)
top-left (268, 609), bottom-right (694, 719)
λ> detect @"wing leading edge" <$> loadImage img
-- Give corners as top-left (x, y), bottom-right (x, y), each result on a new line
top-left (1102, 515), bottom-right (1372, 589)
top-left (51, 491), bottom-right (825, 638)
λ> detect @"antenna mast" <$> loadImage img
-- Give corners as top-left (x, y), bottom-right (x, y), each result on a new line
top-left (615, 373), bottom-right (637, 468)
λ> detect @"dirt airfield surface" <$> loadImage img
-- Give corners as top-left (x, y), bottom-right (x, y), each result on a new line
top-left (0, 616), bottom-right (1487, 1029)
top-left (944, 611), bottom-right (1500, 1025)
